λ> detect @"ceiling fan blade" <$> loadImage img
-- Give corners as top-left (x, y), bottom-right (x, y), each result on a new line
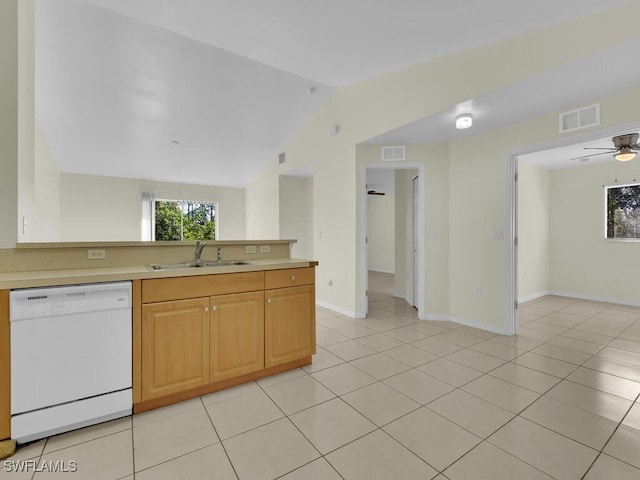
top-left (582, 147), bottom-right (617, 151)
top-left (570, 151), bottom-right (613, 161)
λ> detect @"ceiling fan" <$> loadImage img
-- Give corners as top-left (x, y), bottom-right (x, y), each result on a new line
top-left (571, 133), bottom-right (640, 162)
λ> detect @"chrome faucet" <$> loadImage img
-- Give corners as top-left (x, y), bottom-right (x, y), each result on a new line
top-left (194, 241), bottom-right (208, 263)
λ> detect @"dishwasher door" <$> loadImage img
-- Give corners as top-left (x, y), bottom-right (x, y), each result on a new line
top-left (10, 282), bottom-right (132, 441)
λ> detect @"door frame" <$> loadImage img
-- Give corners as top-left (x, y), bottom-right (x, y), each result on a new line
top-left (412, 174), bottom-right (419, 307)
top-left (359, 162), bottom-right (426, 319)
top-left (505, 120), bottom-right (640, 335)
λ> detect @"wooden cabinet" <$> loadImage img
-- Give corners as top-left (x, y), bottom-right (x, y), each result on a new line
top-left (265, 285), bottom-right (316, 368)
top-left (264, 268), bottom-right (316, 368)
top-left (136, 266), bottom-right (316, 411)
top-left (141, 298), bottom-right (210, 401)
top-left (210, 291), bottom-right (264, 382)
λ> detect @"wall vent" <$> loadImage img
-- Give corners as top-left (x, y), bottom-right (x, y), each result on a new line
top-left (278, 152), bottom-right (286, 165)
top-left (381, 146), bottom-right (405, 162)
top-left (559, 104), bottom-right (600, 133)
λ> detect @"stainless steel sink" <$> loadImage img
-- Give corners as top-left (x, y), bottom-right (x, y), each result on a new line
top-left (147, 260), bottom-right (251, 271)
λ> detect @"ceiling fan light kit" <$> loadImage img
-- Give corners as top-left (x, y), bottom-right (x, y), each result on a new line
top-left (614, 149), bottom-right (636, 162)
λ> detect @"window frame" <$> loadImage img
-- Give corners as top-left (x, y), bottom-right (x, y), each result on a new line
top-left (141, 193), bottom-right (218, 241)
top-left (604, 182), bottom-right (640, 241)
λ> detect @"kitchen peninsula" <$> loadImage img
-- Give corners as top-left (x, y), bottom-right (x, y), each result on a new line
top-left (0, 240), bottom-right (316, 445)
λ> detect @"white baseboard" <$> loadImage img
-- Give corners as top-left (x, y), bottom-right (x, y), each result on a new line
top-left (549, 290), bottom-right (640, 308)
top-left (316, 300), bottom-right (364, 319)
top-left (318, 303), bottom-right (509, 334)
top-left (425, 313), bottom-right (510, 335)
top-left (368, 268), bottom-right (395, 274)
top-left (518, 291), bottom-right (550, 304)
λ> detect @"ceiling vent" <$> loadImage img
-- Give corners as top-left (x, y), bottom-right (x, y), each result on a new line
top-left (381, 146), bottom-right (405, 162)
top-left (559, 104), bottom-right (600, 133)
top-left (278, 152), bottom-right (286, 165)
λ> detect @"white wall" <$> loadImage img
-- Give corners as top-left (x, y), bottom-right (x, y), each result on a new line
top-left (279, 175), bottom-right (313, 259)
top-left (517, 162), bottom-right (550, 301)
top-left (59, 173), bottom-right (246, 241)
top-left (549, 160), bottom-right (640, 304)
top-left (367, 194), bottom-right (395, 273)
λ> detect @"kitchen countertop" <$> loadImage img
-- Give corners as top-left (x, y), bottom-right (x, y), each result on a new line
top-left (0, 258), bottom-right (318, 290)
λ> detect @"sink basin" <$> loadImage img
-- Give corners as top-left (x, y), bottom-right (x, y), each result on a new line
top-left (147, 260), bottom-right (251, 271)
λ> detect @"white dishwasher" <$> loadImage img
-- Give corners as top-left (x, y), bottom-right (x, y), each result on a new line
top-left (10, 281), bottom-right (132, 444)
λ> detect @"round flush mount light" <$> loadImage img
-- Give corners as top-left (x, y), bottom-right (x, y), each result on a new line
top-left (455, 113), bottom-right (473, 129)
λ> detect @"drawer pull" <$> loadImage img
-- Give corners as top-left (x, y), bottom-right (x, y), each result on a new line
top-left (211, 306), bottom-right (217, 311)
top-left (267, 298), bottom-right (271, 304)
top-left (290, 275), bottom-right (295, 281)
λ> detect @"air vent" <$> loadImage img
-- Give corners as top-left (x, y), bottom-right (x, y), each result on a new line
top-left (278, 152), bottom-right (286, 165)
top-left (381, 146), bottom-right (405, 162)
top-left (559, 104), bottom-right (600, 133)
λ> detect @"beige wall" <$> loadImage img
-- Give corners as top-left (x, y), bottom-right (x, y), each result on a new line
top-left (549, 161), bottom-right (640, 304)
top-left (59, 173), bottom-right (246, 242)
top-left (34, 122), bottom-right (61, 241)
top-left (279, 175), bottom-right (313, 260)
top-left (517, 162), bottom-right (550, 301)
top-left (1, 0), bottom-right (35, 248)
top-left (246, 160), bottom-right (280, 240)
top-left (356, 144), bottom-right (449, 317)
top-left (246, 4), bottom-right (640, 321)
top-left (367, 194), bottom-right (395, 273)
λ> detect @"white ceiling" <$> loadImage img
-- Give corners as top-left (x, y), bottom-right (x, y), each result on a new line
top-left (35, 0), bottom-right (639, 187)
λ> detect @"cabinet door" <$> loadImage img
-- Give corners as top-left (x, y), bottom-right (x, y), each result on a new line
top-left (141, 298), bottom-right (210, 401)
top-left (210, 291), bottom-right (264, 382)
top-left (265, 285), bottom-right (315, 368)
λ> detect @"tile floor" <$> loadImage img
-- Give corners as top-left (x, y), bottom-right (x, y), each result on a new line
top-left (3, 272), bottom-right (640, 479)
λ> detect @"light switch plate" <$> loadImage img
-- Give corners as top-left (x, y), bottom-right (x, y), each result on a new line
top-left (245, 245), bottom-right (257, 254)
top-left (259, 245), bottom-right (270, 253)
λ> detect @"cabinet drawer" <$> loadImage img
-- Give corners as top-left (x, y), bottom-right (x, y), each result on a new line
top-left (265, 267), bottom-right (315, 290)
top-left (142, 271), bottom-right (264, 303)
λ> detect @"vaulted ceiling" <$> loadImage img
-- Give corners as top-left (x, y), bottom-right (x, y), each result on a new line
top-left (36, 0), bottom-right (639, 186)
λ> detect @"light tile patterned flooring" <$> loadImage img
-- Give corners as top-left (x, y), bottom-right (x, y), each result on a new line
top-left (4, 272), bottom-right (640, 479)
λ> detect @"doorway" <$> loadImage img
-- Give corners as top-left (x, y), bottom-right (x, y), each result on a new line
top-left (506, 120), bottom-right (640, 334)
top-left (360, 162), bottom-right (426, 319)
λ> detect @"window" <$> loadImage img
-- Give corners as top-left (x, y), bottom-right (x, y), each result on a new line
top-left (141, 194), bottom-right (217, 241)
top-left (606, 183), bottom-right (640, 239)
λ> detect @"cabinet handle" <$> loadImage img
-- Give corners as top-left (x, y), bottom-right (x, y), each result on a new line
top-left (290, 275), bottom-right (295, 281)
top-left (204, 307), bottom-right (209, 312)
top-left (211, 306), bottom-right (217, 311)
top-left (267, 298), bottom-right (271, 304)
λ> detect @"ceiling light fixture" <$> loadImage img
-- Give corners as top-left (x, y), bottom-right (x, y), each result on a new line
top-left (614, 148), bottom-right (636, 162)
top-left (455, 113), bottom-right (473, 129)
